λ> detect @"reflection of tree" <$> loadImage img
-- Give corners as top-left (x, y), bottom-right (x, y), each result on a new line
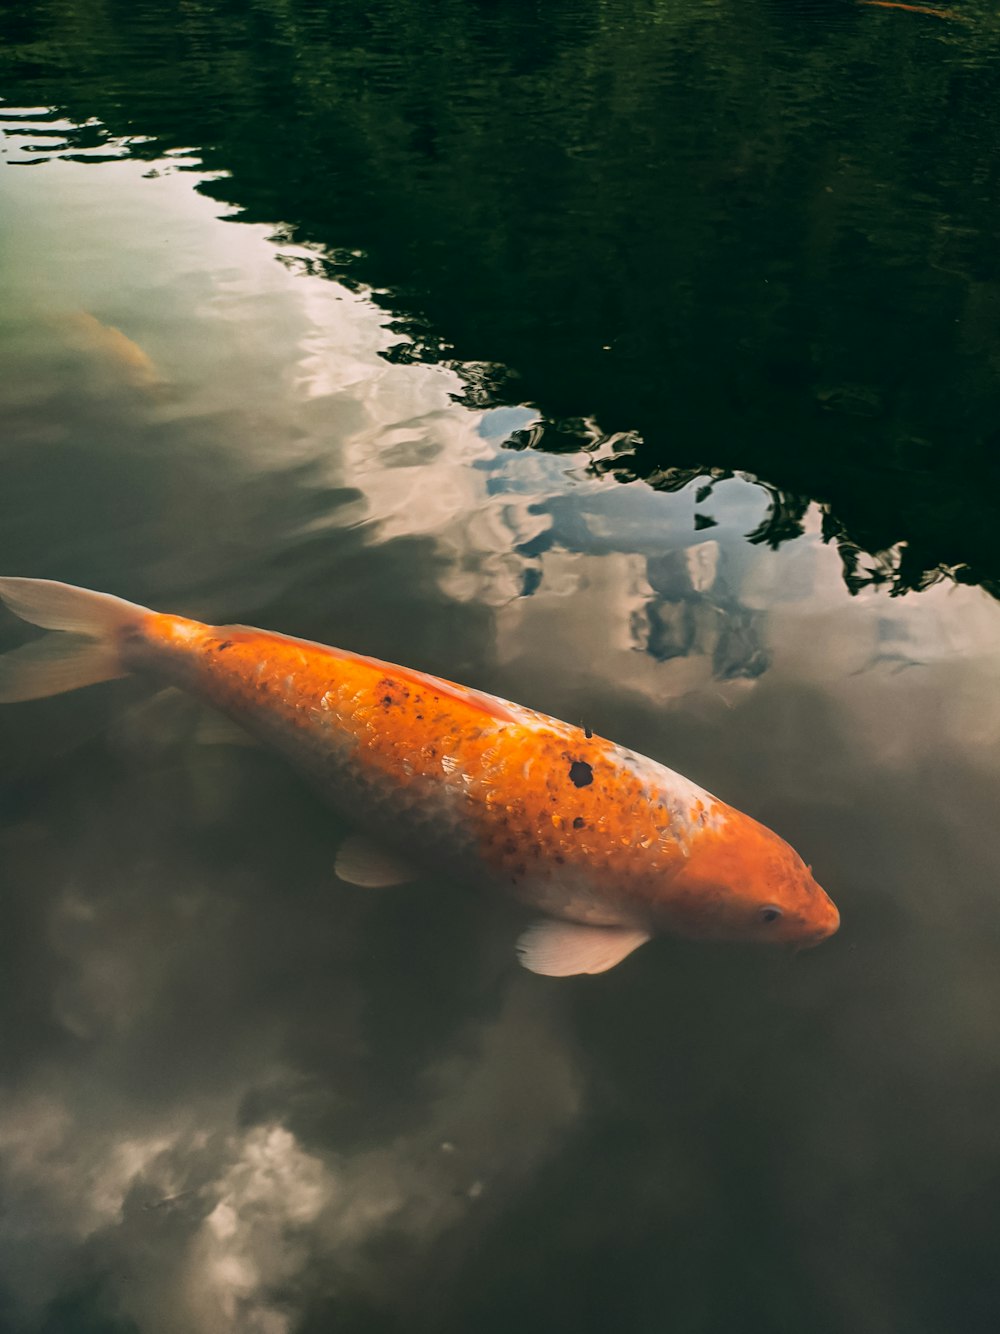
top-left (589, 457), bottom-right (815, 552)
top-left (583, 431), bottom-right (1000, 598)
top-left (4, 0), bottom-right (1000, 598)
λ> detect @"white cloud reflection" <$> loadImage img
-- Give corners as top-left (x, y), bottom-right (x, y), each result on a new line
top-left (0, 977), bottom-right (578, 1333)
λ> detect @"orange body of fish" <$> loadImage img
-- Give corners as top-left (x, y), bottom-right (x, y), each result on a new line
top-left (0, 578), bottom-right (840, 975)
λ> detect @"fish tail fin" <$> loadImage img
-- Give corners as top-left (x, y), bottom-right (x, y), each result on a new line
top-left (0, 578), bottom-right (149, 702)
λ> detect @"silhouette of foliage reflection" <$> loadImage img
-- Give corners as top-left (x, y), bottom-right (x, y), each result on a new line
top-left (3, 0), bottom-right (1000, 598)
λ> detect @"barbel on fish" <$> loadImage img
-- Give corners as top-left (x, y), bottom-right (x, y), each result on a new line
top-left (0, 578), bottom-right (839, 974)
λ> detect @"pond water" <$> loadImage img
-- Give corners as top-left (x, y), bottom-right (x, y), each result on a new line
top-left (2, 2), bottom-right (1000, 1332)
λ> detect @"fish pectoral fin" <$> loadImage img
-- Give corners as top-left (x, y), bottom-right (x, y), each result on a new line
top-left (334, 834), bottom-right (417, 888)
top-left (516, 920), bottom-right (651, 977)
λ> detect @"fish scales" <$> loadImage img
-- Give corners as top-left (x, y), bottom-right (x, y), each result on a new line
top-left (127, 617), bottom-right (696, 922)
top-left (0, 578), bottom-right (840, 973)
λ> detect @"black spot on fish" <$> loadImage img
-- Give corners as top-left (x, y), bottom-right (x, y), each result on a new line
top-left (573, 817), bottom-right (585, 829)
top-left (217, 641), bottom-right (234, 651)
top-left (569, 760), bottom-right (594, 788)
top-left (382, 695), bottom-right (393, 707)
top-left (584, 725), bottom-right (593, 739)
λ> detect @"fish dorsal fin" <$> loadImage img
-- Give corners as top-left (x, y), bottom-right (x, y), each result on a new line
top-left (516, 921), bottom-right (651, 976)
top-left (335, 834), bottom-right (416, 888)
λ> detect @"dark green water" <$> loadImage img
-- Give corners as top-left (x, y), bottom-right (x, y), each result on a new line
top-left (2, 2), bottom-right (1000, 1331)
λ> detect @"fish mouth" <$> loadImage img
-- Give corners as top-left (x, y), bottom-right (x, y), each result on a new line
top-left (795, 898), bottom-right (841, 950)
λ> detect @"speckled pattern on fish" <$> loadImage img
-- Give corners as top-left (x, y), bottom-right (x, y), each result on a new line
top-left (0, 578), bottom-right (840, 973)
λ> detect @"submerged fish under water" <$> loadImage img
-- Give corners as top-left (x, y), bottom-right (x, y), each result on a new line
top-left (0, 578), bottom-right (839, 975)
top-left (61, 310), bottom-right (169, 398)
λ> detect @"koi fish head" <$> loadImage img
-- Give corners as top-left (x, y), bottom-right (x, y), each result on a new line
top-left (660, 810), bottom-right (840, 948)
top-left (740, 854), bottom-right (840, 949)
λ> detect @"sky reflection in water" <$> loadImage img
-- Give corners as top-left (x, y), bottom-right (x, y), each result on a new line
top-left (2, 110), bottom-right (1000, 1334)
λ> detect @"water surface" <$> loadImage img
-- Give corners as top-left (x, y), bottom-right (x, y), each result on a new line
top-left (2, 3), bottom-right (1000, 1332)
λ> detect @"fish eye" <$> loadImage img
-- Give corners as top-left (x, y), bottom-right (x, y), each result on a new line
top-left (759, 905), bottom-right (783, 924)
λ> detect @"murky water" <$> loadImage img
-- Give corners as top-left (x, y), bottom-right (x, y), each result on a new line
top-left (2, 2), bottom-right (1000, 1331)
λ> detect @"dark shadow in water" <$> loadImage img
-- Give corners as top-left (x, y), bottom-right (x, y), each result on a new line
top-left (3, 0), bottom-right (1000, 596)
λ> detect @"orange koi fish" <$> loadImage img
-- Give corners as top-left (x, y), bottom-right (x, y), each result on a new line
top-left (61, 311), bottom-right (169, 397)
top-left (0, 578), bottom-right (839, 975)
